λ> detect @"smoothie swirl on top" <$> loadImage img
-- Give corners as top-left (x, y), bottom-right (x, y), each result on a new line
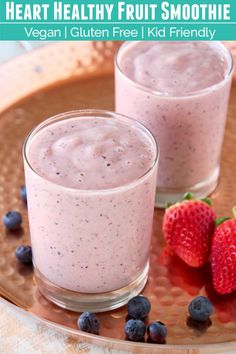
top-left (28, 116), bottom-right (156, 189)
top-left (119, 41), bottom-right (230, 96)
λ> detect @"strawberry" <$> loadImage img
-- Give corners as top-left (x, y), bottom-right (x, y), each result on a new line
top-left (211, 207), bottom-right (236, 295)
top-left (162, 193), bottom-right (216, 267)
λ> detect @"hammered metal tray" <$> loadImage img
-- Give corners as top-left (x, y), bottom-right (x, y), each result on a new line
top-left (0, 42), bottom-right (236, 353)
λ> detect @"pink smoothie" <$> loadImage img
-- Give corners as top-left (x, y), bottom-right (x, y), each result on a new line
top-left (24, 113), bottom-right (157, 293)
top-left (115, 41), bottom-right (233, 203)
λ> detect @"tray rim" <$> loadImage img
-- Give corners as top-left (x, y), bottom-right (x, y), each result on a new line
top-left (3, 297), bottom-right (236, 352)
top-left (1, 41), bottom-right (236, 352)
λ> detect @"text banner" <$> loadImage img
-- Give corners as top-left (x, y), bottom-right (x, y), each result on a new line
top-left (0, 0), bottom-right (236, 40)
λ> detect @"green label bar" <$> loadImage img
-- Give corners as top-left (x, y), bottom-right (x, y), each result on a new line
top-left (0, 0), bottom-right (236, 40)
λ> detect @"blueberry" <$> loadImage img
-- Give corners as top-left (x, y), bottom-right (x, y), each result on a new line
top-left (78, 312), bottom-right (100, 334)
top-left (147, 321), bottom-right (167, 343)
top-left (15, 245), bottom-right (32, 265)
top-left (188, 296), bottom-right (213, 322)
top-left (125, 319), bottom-right (146, 341)
top-left (3, 211), bottom-right (22, 230)
top-left (20, 185), bottom-right (27, 203)
top-left (127, 295), bottom-right (151, 319)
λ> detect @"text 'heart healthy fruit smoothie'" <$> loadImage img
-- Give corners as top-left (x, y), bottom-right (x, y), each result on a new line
top-left (23, 110), bottom-right (158, 312)
top-left (115, 41), bottom-right (234, 207)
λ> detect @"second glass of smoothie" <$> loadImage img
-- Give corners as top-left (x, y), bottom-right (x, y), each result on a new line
top-left (115, 41), bottom-right (233, 206)
top-left (23, 110), bottom-right (158, 312)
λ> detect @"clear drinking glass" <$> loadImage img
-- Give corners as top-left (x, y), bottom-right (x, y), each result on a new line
top-left (23, 110), bottom-right (158, 312)
top-left (115, 41), bottom-right (234, 207)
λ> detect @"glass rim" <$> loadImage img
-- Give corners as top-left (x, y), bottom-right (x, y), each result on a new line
top-left (23, 109), bottom-right (159, 194)
top-left (115, 41), bottom-right (234, 98)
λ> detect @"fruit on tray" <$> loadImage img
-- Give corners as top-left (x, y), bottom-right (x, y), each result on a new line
top-left (124, 296), bottom-right (167, 342)
top-left (163, 193), bottom-right (236, 296)
top-left (76, 294), bottom-right (214, 342)
top-left (147, 321), bottom-right (167, 343)
top-left (162, 193), bottom-right (216, 267)
top-left (127, 295), bottom-right (151, 320)
top-left (211, 207), bottom-right (236, 295)
top-left (15, 245), bottom-right (32, 265)
top-left (20, 185), bottom-right (27, 203)
top-left (3, 211), bottom-right (23, 230)
top-left (78, 312), bottom-right (100, 334)
top-left (125, 319), bottom-right (146, 341)
top-left (188, 296), bottom-right (213, 322)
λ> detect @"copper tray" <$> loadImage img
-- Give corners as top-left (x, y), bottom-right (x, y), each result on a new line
top-left (0, 42), bottom-right (236, 353)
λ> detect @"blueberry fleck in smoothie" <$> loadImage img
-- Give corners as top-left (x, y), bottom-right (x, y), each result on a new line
top-left (115, 41), bottom-right (233, 206)
top-left (23, 110), bottom-right (158, 312)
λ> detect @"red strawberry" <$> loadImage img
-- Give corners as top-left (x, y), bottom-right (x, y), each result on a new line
top-left (211, 208), bottom-right (236, 295)
top-left (162, 194), bottom-right (216, 267)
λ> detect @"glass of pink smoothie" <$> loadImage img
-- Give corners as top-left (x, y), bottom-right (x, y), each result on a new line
top-left (23, 110), bottom-right (158, 312)
top-left (115, 41), bottom-right (234, 207)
